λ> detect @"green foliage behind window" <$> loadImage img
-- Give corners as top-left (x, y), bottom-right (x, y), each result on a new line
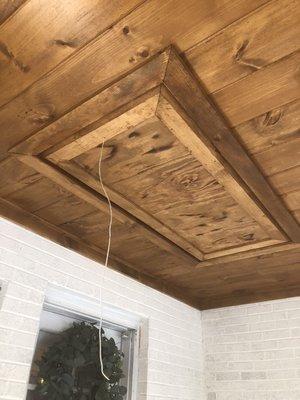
top-left (34, 322), bottom-right (127, 400)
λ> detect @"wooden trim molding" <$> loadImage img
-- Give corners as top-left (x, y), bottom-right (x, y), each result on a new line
top-left (7, 46), bottom-right (300, 296)
top-left (13, 154), bottom-right (201, 265)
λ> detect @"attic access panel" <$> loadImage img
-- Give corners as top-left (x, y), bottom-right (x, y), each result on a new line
top-left (12, 47), bottom-right (299, 265)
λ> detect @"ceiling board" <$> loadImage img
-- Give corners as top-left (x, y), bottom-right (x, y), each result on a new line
top-left (0, 0), bottom-right (299, 309)
top-left (0, 0), bottom-right (269, 155)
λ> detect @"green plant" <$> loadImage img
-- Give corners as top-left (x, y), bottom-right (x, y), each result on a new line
top-left (34, 322), bottom-right (127, 400)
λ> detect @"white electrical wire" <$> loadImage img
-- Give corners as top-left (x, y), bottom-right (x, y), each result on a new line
top-left (98, 141), bottom-right (112, 382)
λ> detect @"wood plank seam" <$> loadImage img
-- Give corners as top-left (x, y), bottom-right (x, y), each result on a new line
top-left (155, 90), bottom-right (285, 242)
top-left (12, 153), bottom-right (202, 264)
top-left (162, 47), bottom-right (300, 242)
top-left (58, 159), bottom-right (205, 261)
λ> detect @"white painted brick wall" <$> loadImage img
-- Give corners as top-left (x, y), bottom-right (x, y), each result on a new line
top-left (202, 297), bottom-right (300, 400)
top-left (0, 218), bottom-right (204, 400)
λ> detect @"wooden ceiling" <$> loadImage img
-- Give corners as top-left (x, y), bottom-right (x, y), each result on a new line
top-left (0, 0), bottom-right (299, 309)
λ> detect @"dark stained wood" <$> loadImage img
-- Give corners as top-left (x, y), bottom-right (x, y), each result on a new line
top-left (14, 154), bottom-right (201, 264)
top-left (162, 48), bottom-right (300, 241)
top-left (156, 91), bottom-right (283, 242)
top-left (0, 0), bottom-right (26, 25)
top-left (186, 0), bottom-right (300, 93)
top-left (0, 0), bottom-right (144, 106)
top-left (58, 160), bottom-right (205, 260)
top-left (0, 0), bottom-right (299, 309)
top-left (11, 54), bottom-right (168, 156)
top-left (0, 0), bottom-right (269, 155)
top-left (213, 50), bottom-right (300, 126)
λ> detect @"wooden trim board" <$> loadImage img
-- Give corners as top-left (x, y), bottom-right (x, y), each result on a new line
top-left (7, 47), bottom-right (299, 306)
top-left (14, 153), bottom-right (201, 265)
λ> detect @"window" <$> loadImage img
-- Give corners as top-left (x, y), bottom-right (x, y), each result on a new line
top-left (26, 288), bottom-right (139, 400)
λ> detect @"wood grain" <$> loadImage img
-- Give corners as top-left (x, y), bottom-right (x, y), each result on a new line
top-left (14, 154), bottom-right (200, 264)
top-left (186, 0), bottom-right (300, 92)
top-left (59, 160), bottom-right (204, 260)
top-left (0, 0), bottom-right (268, 154)
top-left (11, 53), bottom-right (168, 156)
top-left (0, 196), bottom-right (200, 308)
top-left (0, 0), bottom-right (26, 25)
top-left (48, 94), bottom-right (159, 163)
top-left (156, 92), bottom-right (284, 242)
top-left (235, 99), bottom-right (300, 155)
top-left (163, 48), bottom-right (300, 241)
top-left (0, 0), bottom-right (144, 106)
top-left (213, 50), bottom-right (300, 126)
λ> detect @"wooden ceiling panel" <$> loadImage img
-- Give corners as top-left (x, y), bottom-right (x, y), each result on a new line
top-left (186, 0), bottom-right (300, 93)
top-left (0, 157), bottom-right (40, 197)
top-left (0, 0), bottom-right (268, 155)
top-left (212, 50), bottom-right (300, 127)
top-left (3, 175), bottom-right (71, 213)
top-left (0, 1), bottom-right (299, 309)
top-left (35, 194), bottom-right (96, 226)
top-left (0, 0), bottom-right (26, 25)
top-left (72, 119), bottom-right (272, 254)
top-left (0, 0), bottom-right (144, 107)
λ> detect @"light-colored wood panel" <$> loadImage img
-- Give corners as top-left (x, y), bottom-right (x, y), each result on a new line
top-left (213, 51), bottom-right (300, 126)
top-left (186, 0), bottom-right (300, 92)
top-left (235, 99), bottom-right (300, 155)
top-left (0, 0), bottom-right (268, 154)
top-left (204, 239), bottom-right (284, 259)
top-left (71, 116), bottom-right (273, 253)
top-left (0, 0), bottom-right (144, 106)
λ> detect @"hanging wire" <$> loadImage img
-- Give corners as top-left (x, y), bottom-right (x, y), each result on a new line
top-left (97, 141), bottom-right (113, 382)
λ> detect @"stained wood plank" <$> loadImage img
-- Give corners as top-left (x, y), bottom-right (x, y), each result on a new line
top-left (4, 176), bottom-right (71, 213)
top-left (213, 51), bottom-right (300, 126)
top-left (62, 210), bottom-right (187, 276)
top-left (11, 53), bottom-right (168, 156)
top-left (162, 49), bottom-right (300, 241)
top-left (254, 137), bottom-right (300, 177)
top-left (0, 156), bottom-right (41, 196)
top-left (0, 197), bottom-right (200, 308)
top-left (0, 0), bottom-right (268, 154)
top-left (0, 0), bottom-right (144, 106)
top-left (0, 0), bottom-right (26, 25)
top-left (156, 92), bottom-right (284, 241)
top-left (14, 154), bottom-right (200, 264)
top-left (48, 94), bottom-right (159, 163)
top-left (70, 117), bottom-right (273, 253)
top-left (35, 193), bottom-right (96, 226)
top-left (268, 167), bottom-right (300, 196)
top-left (160, 243), bottom-right (300, 279)
top-left (59, 160), bottom-right (204, 260)
top-left (235, 99), bottom-right (300, 155)
top-left (186, 0), bottom-right (300, 92)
